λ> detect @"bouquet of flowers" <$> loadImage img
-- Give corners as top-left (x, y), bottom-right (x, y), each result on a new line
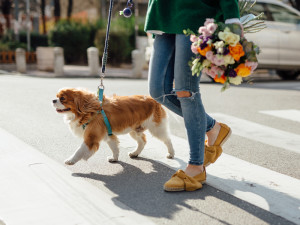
top-left (184, 0), bottom-right (266, 91)
top-left (185, 19), bottom-right (260, 91)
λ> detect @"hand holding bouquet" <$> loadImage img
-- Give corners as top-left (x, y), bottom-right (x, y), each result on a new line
top-left (185, 19), bottom-right (260, 91)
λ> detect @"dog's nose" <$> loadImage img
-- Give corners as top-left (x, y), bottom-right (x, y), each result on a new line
top-left (53, 99), bottom-right (57, 103)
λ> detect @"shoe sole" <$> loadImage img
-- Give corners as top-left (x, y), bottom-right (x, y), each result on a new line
top-left (163, 181), bottom-right (206, 192)
top-left (219, 127), bottom-right (232, 147)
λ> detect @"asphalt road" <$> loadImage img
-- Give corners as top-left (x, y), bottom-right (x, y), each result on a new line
top-left (0, 73), bottom-right (299, 225)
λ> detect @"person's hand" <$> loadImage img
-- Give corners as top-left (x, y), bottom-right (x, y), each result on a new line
top-left (233, 22), bottom-right (244, 38)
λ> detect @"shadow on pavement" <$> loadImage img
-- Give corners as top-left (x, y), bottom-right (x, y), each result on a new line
top-left (72, 158), bottom-right (293, 224)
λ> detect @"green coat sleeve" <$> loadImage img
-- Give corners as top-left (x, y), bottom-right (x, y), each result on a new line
top-left (219, 0), bottom-right (240, 20)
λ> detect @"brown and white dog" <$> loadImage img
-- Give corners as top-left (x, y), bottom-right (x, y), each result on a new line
top-left (52, 88), bottom-right (174, 165)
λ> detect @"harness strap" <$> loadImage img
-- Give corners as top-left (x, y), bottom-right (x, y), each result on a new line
top-left (100, 109), bottom-right (113, 136)
top-left (98, 87), bottom-right (113, 136)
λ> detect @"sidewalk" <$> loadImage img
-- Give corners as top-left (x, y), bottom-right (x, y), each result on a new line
top-left (0, 127), bottom-right (155, 225)
top-left (0, 65), bottom-right (149, 79)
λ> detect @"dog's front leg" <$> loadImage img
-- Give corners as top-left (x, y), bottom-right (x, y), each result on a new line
top-left (106, 135), bottom-right (120, 162)
top-left (65, 142), bottom-right (95, 165)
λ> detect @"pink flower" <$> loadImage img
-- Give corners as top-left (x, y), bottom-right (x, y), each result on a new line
top-left (206, 23), bottom-right (218, 35)
top-left (205, 51), bottom-right (214, 61)
top-left (204, 18), bottom-right (215, 26)
top-left (191, 44), bottom-right (198, 54)
top-left (245, 61), bottom-right (258, 72)
top-left (203, 68), bottom-right (216, 79)
top-left (198, 26), bottom-right (210, 37)
top-left (211, 55), bottom-right (225, 66)
top-left (190, 35), bottom-right (198, 43)
top-left (211, 65), bottom-right (225, 77)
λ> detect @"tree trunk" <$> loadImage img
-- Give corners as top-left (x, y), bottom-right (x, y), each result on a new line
top-left (67, 0), bottom-right (73, 20)
top-left (54, 0), bottom-right (61, 23)
top-left (1, 0), bottom-right (12, 29)
top-left (40, 0), bottom-right (46, 34)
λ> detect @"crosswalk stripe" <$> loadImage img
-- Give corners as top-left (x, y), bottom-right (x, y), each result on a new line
top-left (119, 129), bottom-right (300, 225)
top-left (259, 109), bottom-right (300, 123)
top-left (210, 113), bottom-right (300, 154)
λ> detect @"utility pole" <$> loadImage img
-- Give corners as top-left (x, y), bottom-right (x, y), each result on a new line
top-left (134, 0), bottom-right (139, 49)
top-left (26, 0), bottom-right (30, 51)
top-left (14, 0), bottom-right (19, 41)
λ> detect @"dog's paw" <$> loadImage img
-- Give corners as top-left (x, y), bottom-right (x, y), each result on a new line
top-left (128, 152), bottom-right (139, 158)
top-left (107, 156), bottom-right (118, 163)
top-left (166, 153), bottom-right (174, 159)
top-left (64, 158), bottom-right (76, 165)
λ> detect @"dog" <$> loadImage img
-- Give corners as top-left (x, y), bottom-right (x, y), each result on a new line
top-left (52, 88), bottom-right (175, 165)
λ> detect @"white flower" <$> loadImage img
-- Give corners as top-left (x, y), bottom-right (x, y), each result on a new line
top-left (218, 27), bottom-right (240, 46)
top-left (217, 47), bottom-right (224, 54)
top-left (214, 41), bottom-right (225, 49)
top-left (202, 59), bottom-right (211, 68)
top-left (229, 76), bottom-right (243, 85)
top-left (223, 54), bottom-right (235, 66)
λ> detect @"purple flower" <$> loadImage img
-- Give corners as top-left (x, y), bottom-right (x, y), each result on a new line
top-left (204, 36), bottom-right (212, 42)
top-left (200, 42), bottom-right (208, 50)
top-left (228, 69), bottom-right (237, 77)
top-left (223, 47), bottom-right (230, 55)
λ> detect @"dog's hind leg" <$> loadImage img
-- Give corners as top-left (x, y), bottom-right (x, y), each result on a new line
top-left (148, 118), bottom-right (175, 159)
top-left (128, 131), bottom-right (146, 158)
top-left (107, 135), bottom-right (120, 162)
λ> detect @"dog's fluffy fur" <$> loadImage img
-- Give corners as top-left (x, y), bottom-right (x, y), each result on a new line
top-left (52, 88), bottom-right (174, 165)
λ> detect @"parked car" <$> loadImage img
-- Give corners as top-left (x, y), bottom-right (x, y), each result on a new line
top-left (246, 0), bottom-right (300, 80)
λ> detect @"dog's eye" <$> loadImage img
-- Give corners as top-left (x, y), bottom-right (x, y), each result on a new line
top-left (60, 97), bottom-right (65, 102)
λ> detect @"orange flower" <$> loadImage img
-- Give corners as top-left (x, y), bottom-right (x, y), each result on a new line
top-left (234, 64), bottom-right (252, 77)
top-left (214, 74), bottom-right (226, 84)
top-left (229, 43), bottom-right (245, 61)
top-left (197, 45), bottom-right (212, 57)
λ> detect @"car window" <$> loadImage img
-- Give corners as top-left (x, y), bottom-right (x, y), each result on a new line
top-left (267, 3), bottom-right (300, 24)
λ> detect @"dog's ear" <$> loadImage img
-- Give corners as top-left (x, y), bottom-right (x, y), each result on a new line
top-left (73, 91), bottom-right (85, 114)
top-left (74, 90), bottom-right (100, 114)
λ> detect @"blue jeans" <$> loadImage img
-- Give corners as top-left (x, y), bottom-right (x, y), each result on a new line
top-left (148, 33), bottom-right (215, 165)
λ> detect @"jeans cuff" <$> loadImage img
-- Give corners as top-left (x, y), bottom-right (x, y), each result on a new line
top-left (188, 160), bottom-right (204, 166)
top-left (206, 119), bottom-right (216, 132)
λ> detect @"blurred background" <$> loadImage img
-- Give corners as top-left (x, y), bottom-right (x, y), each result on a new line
top-left (0, 0), bottom-right (300, 80)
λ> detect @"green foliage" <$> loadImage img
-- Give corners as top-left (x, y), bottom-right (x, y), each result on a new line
top-left (94, 14), bottom-right (135, 66)
top-left (19, 32), bottom-right (48, 51)
top-left (0, 30), bottom-right (26, 51)
top-left (0, 40), bottom-right (26, 51)
top-left (183, 28), bottom-right (195, 36)
top-left (0, 30), bottom-right (47, 51)
top-left (49, 20), bottom-right (102, 64)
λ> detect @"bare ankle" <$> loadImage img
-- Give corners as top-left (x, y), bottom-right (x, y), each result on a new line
top-left (206, 122), bottom-right (221, 146)
top-left (185, 164), bottom-right (204, 177)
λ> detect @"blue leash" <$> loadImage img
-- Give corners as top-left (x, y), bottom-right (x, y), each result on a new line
top-left (95, 0), bottom-right (133, 136)
top-left (97, 0), bottom-right (115, 136)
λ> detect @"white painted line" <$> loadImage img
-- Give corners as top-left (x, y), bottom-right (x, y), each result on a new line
top-left (119, 131), bottom-right (300, 225)
top-left (259, 109), bottom-right (300, 123)
top-left (0, 128), bottom-right (155, 225)
top-left (210, 113), bottom-right (300, 154)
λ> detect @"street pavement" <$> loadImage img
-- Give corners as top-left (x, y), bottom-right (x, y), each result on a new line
top-left (0, 67), bottom-right (300, 225)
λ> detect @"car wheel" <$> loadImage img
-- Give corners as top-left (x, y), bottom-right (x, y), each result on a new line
top-left (276, 70), bottom-right (299, 80)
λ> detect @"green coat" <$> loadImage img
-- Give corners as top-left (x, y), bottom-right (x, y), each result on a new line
top-left (144, 0), bottom-right (240, 34)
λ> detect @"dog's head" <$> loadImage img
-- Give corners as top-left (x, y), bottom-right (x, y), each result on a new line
top-left (52, 88), bottom-right (101, 117)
